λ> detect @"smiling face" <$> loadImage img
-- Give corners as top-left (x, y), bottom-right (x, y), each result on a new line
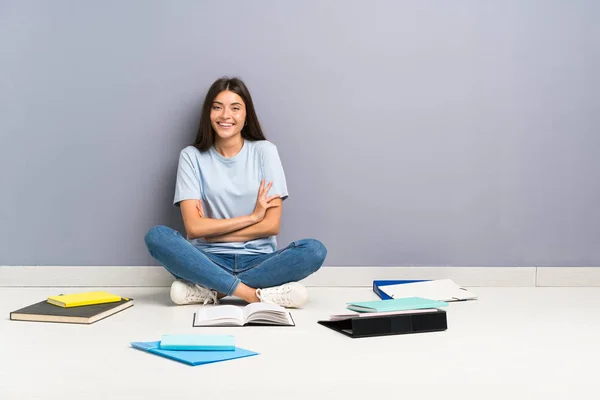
top-left (210, 90), bottom-right (247, 142)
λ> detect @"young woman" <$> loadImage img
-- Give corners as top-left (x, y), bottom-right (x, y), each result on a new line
top-left (144, 77), bottom-right (327, 308)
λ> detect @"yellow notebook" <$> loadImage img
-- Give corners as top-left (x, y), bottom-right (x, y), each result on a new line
top-left (47, 291), bottom-right (122, 308)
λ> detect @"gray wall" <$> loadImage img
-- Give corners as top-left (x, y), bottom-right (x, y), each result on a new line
top-left (1, 1), bottom-right (599, 267)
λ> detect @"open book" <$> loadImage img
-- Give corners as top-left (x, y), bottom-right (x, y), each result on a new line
top-left (193, 303), bottom-right (295, 327)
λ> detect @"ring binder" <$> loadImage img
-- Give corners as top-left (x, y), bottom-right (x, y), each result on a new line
top-left (318, 309), bottom-right (447, 338)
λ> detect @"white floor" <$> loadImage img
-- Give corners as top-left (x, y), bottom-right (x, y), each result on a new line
top-left (2, 286), bottom-right (600, 400)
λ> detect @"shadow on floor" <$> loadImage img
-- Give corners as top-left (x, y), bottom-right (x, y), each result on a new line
top-left (127, 289), bottom-right (249, 307)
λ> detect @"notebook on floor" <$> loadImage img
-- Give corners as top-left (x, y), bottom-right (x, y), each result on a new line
top-left (346, 297), bottom-right (448, 313)
top-left (159, 334), bottom-right (235, 351)
top-left (47, 291), bottom-right (123, 307)
top-left (131, 341), bottom-right (258, 366)
top-left (10, 298), bottom-right (134, 324)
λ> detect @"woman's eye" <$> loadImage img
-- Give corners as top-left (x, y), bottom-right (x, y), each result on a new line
top-left (233, 107), bottom-right (240, 111)
top-left (212, 106), bottom-right (221, 110)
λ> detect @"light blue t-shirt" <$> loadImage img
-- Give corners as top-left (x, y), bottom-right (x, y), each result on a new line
top-left (173, 139), bottom-right (288, 254)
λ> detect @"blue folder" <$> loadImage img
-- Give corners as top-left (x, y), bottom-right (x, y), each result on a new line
top-left (373, 280), bottom-right (430, 300)
top-left (159, 334), bottom-right (235, 351)
top-left (131, 341), bottom-right (258, 366)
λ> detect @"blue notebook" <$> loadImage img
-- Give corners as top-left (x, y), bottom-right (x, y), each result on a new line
top-left (159, 334), bottom-right (235, 351)
top-left (346, 297), bottom-right (448, 313)
top-left (131, 341), bottom-right (258, 366)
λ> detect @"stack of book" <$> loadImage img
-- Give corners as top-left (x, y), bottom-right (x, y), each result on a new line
top-left (319, 279), bottom-right (478, 338)
top-left (131, 334), bottom-right (258, 366)
top-left (318, 297), bottom-right (449, 338)
top-left (9, 291), bottom-right (134, 324)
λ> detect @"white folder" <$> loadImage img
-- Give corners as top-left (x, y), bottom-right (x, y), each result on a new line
top-left (379, 279), bottom-right (477, 302)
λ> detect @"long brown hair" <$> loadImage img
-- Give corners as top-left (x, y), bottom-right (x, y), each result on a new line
top-left (194, 77), bottom-right (266, 151)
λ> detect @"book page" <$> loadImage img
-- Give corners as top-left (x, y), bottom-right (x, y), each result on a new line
top-left (243, 303), bottom-right (293, 325)
top-left (243, 302), bottom-right (284, 318)
top-left (194, 305), bottom-right (244, 326)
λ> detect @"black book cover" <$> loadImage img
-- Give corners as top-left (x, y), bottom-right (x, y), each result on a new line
top-left (10, 298), bottom-right (134, 324)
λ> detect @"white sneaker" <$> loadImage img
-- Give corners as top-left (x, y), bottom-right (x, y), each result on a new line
top-left (170, 280), bottom-right (219, 305)
top-left (256, 282), bottom-right (308, 308)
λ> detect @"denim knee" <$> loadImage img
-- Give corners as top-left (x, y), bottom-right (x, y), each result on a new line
top-left (300, 238), bottom-right (327, 271)
top-left (144, 225), bottom-right (174, 251)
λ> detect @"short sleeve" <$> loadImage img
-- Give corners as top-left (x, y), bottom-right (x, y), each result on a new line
top-left (261, 143), bottom-right (289, 201)
top-left (173, 150), bottom-right (202, 207)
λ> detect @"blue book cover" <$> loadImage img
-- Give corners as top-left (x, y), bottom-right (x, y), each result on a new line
top-left (159, 334), bottom-right (235, 351)
top-left (373, 280), bottom-right (430, 300)
top-left (131, 341), bottom-right (258, 366)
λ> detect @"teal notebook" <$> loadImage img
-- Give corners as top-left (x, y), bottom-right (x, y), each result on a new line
top-left (346, 297), bottom-right (448, 312)
top-left (131, 341), bottom-right (257, 366)
top-left (159, 334), bottom-right (235, 351)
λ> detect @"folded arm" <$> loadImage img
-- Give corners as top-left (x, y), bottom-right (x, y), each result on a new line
top-left (182, 180), bottom-right (282, 242)
top-left (205, 198), bottom-right (282, 243)
top-left (179, 200), bottom-right (258, 240)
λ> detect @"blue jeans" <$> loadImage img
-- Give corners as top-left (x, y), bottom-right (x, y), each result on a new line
top-left (144, 225), bottom-right (327, 296)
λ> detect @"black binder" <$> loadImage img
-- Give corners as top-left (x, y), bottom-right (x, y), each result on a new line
top-left (318, 309), bottom-right (447, 338)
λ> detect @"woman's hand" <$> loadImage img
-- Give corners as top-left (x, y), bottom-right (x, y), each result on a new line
top-left (251, 180), bottom-right (280, 222)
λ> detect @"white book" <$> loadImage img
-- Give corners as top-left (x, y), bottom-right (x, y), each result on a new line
top-left (379, 279), bottom-right (478, 302)
top-left (193, 303), bottom-right (295, 327)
